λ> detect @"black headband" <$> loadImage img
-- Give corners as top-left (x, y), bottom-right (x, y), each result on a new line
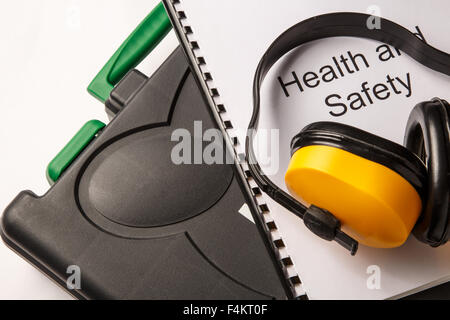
top-left (245, 12), bottom-right (450, 253)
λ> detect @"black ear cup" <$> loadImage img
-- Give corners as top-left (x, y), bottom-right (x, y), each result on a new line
top-left (405, 98), bottom-right (450, 247)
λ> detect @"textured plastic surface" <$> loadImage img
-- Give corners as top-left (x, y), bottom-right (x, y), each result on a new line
top-left (1, 48), bottom-right (288, 299)
top-left (88, 2), bottom-right (172, 103)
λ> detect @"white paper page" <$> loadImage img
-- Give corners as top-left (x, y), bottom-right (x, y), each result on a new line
top-left (175, 0), bottom-right (450, 299)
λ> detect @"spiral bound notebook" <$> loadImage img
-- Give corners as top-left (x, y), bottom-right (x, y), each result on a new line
top-left (163, 0), bottom-right (450, 299)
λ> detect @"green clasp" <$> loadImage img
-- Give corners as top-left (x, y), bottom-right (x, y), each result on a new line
top-left (47, 3), bottom-right (171, 184)
top-left (46, 120), bottom-right (105, 184)
top-left (87, 2), bottom-right (172, 103)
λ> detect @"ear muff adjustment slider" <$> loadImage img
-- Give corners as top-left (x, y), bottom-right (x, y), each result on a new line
top-left (304, 205), bottom-right (358, 255)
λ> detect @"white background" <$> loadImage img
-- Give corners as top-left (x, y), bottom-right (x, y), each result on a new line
top-left (0, 0), bottom-right (178, 299)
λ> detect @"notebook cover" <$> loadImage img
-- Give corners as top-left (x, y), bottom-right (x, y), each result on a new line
top-left (162, 0), bottom-right (450, 300)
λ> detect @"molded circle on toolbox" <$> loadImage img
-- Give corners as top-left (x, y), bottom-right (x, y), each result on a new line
top-left (82, 131), bottom-right (233, 228)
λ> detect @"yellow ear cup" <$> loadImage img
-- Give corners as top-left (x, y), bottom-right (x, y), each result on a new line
top-left (285, 145), bottom-right (423, 248)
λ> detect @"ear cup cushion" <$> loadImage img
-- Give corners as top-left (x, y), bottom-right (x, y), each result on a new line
top-left (405, 99), bottom-right (450, 246)
top-left (291, 122), bottom-right (428, 198)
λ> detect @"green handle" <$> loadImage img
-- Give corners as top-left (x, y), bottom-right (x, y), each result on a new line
top-left (46, 120), bottom-right (106, 184)
top-left (88, 2), bottom-right (172, 102)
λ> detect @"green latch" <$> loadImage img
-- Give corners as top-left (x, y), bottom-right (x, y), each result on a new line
top-left (46, 120), bottom-right (105, 184)
top-left (87, 2), bottom-right (172, 103)
top-left (48, 2), bottom-right (171, 184)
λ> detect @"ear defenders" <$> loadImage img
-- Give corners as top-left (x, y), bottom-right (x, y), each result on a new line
top-left (246, 13), bottom-right (450, 255)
